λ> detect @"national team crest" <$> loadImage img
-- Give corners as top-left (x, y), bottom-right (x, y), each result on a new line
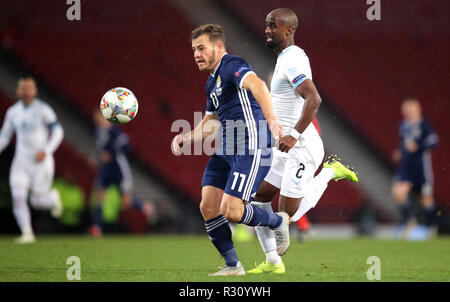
top-left (216, 75), bottom-right (221, 88)
top-left (216, 75), bottom-right (223, 96)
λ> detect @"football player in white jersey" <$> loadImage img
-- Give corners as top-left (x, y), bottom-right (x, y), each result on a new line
top-left (247, 8), bottom-right (359, 274)
top-left (0, 77), bottom-right (64, 243)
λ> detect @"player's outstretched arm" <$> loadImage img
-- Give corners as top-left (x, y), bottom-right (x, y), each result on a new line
top-left (278, 79), bottom-right (322, 152)
top-left (0, 110), bottom-right (14, 155)
top-left (45, 123), bottom-right (64, 154)
top-left (242, 73), bottom-right (282, 139)
top-left (36, 123), bottom-right (64, 162)
top-left (171, 113), bottom-right (220, 155)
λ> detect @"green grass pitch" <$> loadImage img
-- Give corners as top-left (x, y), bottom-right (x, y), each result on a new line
top-left (0, 235), bottom-right (449, 282)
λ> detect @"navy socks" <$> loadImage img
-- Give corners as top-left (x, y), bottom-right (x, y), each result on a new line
top-left (205, 215), bottom-right (238, 267)
top-left (240, 204), bottom-right (282, 229)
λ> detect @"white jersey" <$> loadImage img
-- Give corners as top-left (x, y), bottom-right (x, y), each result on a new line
top-left (0, 99), bottom-right (60, 163)
top-left (270, 45), bottom-right (319, 143)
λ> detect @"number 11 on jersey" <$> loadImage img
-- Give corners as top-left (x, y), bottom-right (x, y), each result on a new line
top-left (230, 172), bottom-right (246, 192)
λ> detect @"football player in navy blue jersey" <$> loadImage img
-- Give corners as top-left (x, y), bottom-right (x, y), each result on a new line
top-left (172, 24), bottom-right (290, 276)
top-left (392, 98), bottom-right (438, 238)
top-left (89, 111), bottom-right (133, 237)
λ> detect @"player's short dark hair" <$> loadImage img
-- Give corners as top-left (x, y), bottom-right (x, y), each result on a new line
top-left (191, 24), bottom-right (226, 46)
top-left (402, 97), bottom-right (420, 105)
top-left (18, 75), bottom-right (35, 82)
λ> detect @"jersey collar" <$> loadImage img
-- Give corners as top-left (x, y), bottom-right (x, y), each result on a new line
top-left (278, 45), bottom-right (296, 60)
top-left (19, 98), bottom-right (37, 108)
top-left (210, 53), bottom-right (228, 77)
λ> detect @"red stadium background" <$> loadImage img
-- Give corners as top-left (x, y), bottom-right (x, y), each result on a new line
top-left (0, 0), bottom-right (448, 228)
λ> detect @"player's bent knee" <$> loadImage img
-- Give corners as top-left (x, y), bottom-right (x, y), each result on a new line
top-left (30, 192), bottom-right (47, 209)
top-left (199, 199), bottom-right (219, 220)
top-left (393, 191), bottom-right (407, 204)
top-left (223, 210), bottom-right (241, 223)
top-left (11, 188), bottom-right (28, 205)
top-left (392, 186), bottom-right (408, 203)
top-left (221, 202), bottom-right (244, 223)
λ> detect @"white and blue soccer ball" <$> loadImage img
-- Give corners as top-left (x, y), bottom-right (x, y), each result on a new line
top-left (100, 87), bottom-right (139, 124)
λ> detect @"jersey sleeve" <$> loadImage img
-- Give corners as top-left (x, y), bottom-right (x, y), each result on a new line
top-left (0, 108), bottom-right (14, 154)
top-left (113, 127), bottom-right (131, 154)
top-left (283, 49), bottom-right (313, 89)
top-left (224, 57), bottom-right (255, 89)
top-left (421, 121), bottom-right (438, 150)
top-left (41, 103), bottom-right (58, 127)
top-left (205, 96), bottom-right (216, 115)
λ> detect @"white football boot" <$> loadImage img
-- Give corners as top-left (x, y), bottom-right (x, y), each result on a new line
top-left (273, 212), bottom-right (291, 256)
top-left (15, 229), bottom-right (36, 244)
top-left (208, 261), bottom-right (246, 276)
top-left (50, 189), bottom-right (63, 218)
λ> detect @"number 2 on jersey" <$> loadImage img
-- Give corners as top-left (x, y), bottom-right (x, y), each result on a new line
top-left (296, 163), bottom-right (305, 179)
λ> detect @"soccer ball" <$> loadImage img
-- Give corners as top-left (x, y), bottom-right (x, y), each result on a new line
top-left (100, 87), bottom-right (139, 124)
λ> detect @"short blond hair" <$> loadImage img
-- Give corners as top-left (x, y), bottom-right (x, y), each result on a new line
top-left (191, 24), bottom-right (226, 47)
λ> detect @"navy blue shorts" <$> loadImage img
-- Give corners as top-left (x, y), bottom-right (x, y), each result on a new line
top-left (96, 163), bottom-right (133, 193)
top-left (201, 149), bottom-right (272, 202)
top-left (394, 161), bottom-right (433, 195)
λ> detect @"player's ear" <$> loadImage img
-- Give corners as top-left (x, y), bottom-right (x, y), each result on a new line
top-left (217, 41), bottom-right (225, 51)
top-left (286, 26), bottom-right (294, 37)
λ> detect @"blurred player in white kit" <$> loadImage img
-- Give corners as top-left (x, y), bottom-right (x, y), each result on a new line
top-left (0, 77), bottom-right (64, 243)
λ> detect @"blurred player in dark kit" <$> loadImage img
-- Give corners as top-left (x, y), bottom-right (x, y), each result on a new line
top-left (392, 98), bottom-right (438, 238)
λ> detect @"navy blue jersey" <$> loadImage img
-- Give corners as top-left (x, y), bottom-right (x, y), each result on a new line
top-left (205, 54), bottom-right (271, 154)
top-left (396, 119), bottom-right (438, 187)
top-left (95, 125), bottom-right (133, 192)
top-left (398, 119), bottom-right (438, 165)
top-left (95, 125), bottom-right (131, 167)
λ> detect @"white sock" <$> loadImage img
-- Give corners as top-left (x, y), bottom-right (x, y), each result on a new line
top-left (30, 191), bottom-right (56, 210)
top-left (266, 250), bottom-right (282, 265)
top-left (291, 167), bottom-right (334, 222)
top-left (251, 201), bottom-right (282, 265)
top-left (11, 188), bottom-right (33, 235)
top-left (22, 226), bottom-right (34, 237)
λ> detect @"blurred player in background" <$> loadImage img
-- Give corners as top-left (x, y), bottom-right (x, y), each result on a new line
top-left (392, 98), bottom-right (438, 238)
top-left (248, 8), bottom-right (359, 274)
top-left (0, 76), bottom-right (64, 243)
top-left (172, 24), bottom-right (290, 276)
top-left (89, 111), bottom-right (133, 237)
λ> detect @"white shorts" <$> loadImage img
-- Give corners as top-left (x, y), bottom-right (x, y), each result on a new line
top-left (265, 133), bottom-right (324, 198)
top-left (9, 156), bottom-right (55, 193)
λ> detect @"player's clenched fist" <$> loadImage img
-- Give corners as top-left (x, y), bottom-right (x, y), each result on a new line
top-left (171, 134), bottom-right (186, 155)
top-left (268, 117), bottom-right (283, 141)
top-left (278, 134), bottom-right (297, 153)
top-left (35, 151), bottom-right (46, 162)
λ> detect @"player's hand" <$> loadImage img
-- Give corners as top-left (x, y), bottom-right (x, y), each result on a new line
top-left (171, 134), bottom-right (186, 155)
top-left (101, 151), bottom-right (112, 163)
top-left (268, 117), bottom-right (283, 141)
top-left (391, 149), bottom-right (401, 164)
top-left (88, 155), bottom-right (98, 168)
top-left (278, 135), bottom-right (297, 153)
top-left (405, 141), bottom-right (418, 153)
top-left (35, 151), bottom-right (46, 162)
